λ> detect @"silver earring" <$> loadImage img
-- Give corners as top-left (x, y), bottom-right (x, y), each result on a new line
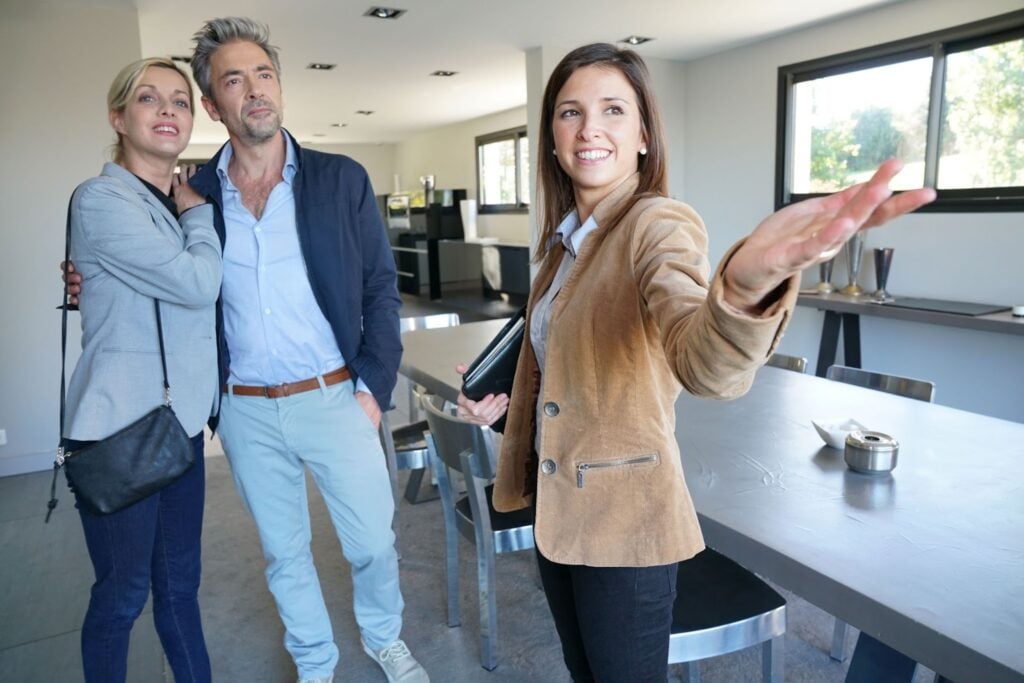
top-left (552, 149), bottom-right (557, 155)
top-left (640, 147), bottom-right (648, 155)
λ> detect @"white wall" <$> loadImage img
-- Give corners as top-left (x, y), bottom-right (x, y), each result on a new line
top-left (182, 140), bottom-right (398, 201)
top-left (680, 0), bottom-right (1024, 422)
top-left (395, 107), bottom-right (530, 244)
top-left (0, 1), bottom-right (143, 474)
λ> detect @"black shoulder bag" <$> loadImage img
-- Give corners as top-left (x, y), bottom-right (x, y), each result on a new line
top-left (45, 194), bottom-right (195, 521)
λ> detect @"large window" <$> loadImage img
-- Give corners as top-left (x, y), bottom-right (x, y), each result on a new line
top-left (776, 10), bottom-right (1024, 212)
top-left (476, 126), bottom-right (529, 213)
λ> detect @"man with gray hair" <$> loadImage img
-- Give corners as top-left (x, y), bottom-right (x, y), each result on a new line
top-left (187, 17), bottom-right (425, 683)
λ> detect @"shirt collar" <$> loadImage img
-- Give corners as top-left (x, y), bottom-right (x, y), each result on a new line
top-left (215, 130), bottom-right (297, 190)
top-left (552, 210), bottom-right (599, 257)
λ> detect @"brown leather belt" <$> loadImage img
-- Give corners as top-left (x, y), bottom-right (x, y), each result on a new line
top-left (222, 366), bottom-right (351, 399)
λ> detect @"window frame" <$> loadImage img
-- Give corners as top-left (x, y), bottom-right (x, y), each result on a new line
top-left (775, 9), bottom-right (1024, 213)
top-left (475, 125), bottom-right (529, 214)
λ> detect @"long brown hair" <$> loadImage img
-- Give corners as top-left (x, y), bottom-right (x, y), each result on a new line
top-left (535, 43), bottom-right (668, 262)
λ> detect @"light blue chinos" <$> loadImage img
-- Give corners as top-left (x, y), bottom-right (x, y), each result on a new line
top-left (218, 379), bottom-right (402, 678)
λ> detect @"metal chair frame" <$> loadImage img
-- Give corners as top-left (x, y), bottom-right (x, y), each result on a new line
top-left (379, 313), bottom-right (463, 507)
top-left (825, 364), bottom-right (935, 403)
top-left (422, 393), bottom-right (534, 671)
top-left (668, 550), bottom-right (786, 682)
top-left (765, 353), bottom-right (808, 374)
top-left (824, 363), bottom-right (935, 661)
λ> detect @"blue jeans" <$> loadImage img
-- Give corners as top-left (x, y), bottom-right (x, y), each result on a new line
top-left (536, 548), bottom-right (678, 683)
top-left (69, 432), bottom-right (210, 683)
top-left (217, 380), bottom-right (403, 680)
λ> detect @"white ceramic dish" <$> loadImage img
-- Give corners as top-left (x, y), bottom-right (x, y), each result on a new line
top-left (812, 418), bottom-right (868, 449)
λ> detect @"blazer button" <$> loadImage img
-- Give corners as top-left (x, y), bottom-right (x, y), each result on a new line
top-left (543, 402), bottom-right (560, 417)
top-left (540, 459), bottom-right (557, 475)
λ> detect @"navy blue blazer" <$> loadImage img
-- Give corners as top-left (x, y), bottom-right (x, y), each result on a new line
top-left (190, 130), bottom-right (402, 411)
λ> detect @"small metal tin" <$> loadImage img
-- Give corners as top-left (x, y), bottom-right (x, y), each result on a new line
top-left (844, 430), bottom-right (899, 474)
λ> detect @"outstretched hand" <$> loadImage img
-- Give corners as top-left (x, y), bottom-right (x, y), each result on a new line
top-left (723, 159), bottom-right (936, 313)
top-left (454, 363), bottom-right (509, 426)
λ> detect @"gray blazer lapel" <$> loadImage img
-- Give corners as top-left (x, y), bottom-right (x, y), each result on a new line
top-left (100, 162), bottom-right (181, 236)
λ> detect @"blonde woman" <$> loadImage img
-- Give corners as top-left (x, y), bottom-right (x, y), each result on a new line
top-left (62, 57), bottom-right (220, 683)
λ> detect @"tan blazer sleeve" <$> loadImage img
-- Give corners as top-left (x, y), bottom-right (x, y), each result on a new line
top-left (631, 201), bottom-right (798, 399)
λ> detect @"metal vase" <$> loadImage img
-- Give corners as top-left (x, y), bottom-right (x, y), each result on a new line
top-left (816, 257), bottom-right (836, 293)
top-left (840, 233), bottom-right (865, 296)
top-left (872, 248), bottom-right (895, 302)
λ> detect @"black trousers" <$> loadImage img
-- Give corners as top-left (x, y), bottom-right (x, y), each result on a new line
top-left (536, 547), bottom-right (678, 683)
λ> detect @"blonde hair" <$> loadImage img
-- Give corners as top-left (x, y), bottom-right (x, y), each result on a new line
top-left (107, 57), bottom-right (194, 163)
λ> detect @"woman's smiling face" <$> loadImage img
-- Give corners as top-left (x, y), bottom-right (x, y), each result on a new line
top-left (552, 64), bottom-right (647, 217)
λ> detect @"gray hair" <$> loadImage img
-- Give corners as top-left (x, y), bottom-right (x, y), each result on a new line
top-left (190, 17), bottom-right (281, 99)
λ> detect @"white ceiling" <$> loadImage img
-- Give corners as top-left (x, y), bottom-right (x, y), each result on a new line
top-left (126, 0), bottom-right (906, 145)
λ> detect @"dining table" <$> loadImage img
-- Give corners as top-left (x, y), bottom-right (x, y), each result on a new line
top-left (398, 319), bottom-right (1024, 683)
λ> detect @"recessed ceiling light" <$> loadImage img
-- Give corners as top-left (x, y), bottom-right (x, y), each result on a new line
top-left (621, 35), bottom-right (654, 46)
top-left (307, 63), bottom-right (336, 70)
top-left (170, 55), bottom-right (191, 64)
top-left (430, 70), bottom-right (458, 77)
top-left (364, 6), bottom-right (406, 20)
top-left (331, 123), bottom-right (348, 128)
top-left (355, 110), bottom-right (375, 116)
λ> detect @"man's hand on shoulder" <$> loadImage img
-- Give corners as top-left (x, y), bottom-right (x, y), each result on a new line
top-left (60, 260), bottom-right (83, 306)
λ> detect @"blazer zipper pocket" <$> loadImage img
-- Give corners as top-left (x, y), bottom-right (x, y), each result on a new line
top-left (576, 454), bottom-right (659, 488)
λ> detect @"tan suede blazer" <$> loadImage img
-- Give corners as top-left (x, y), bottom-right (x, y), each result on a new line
top-left (492, 175), bottom-right (798, 567)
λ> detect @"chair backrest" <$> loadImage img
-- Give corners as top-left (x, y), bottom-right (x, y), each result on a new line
top-left (766, 353), bottom-right (807, 374)
top-left (421, 393), bottom-right (499, 480)
top-left (400, 313), bottom-right (461, 334)
top-left (826, 364), bottom-right (935, 402)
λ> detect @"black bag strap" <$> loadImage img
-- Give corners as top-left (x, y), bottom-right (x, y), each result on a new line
top-left (47, 192), bottom-right (173, 522)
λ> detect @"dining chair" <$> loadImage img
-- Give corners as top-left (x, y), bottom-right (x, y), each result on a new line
top-left (765, 352), bottom-right (808, 374)
top-left (824, 363), bottom-right (935, 661)
top-left (399, 313), bottom-right (461, 421)
top-left (668, 549), bottom-right (786, 682)
top-left (379, 312), bottom-right (462, 507)
top-left (421, 393), bottom-right (535, 671)
top-left (825, 364), bottom-right (935, 402)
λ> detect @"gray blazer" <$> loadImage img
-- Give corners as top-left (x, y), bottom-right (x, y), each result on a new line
top-left (64, 162), bottom-right (222, 440)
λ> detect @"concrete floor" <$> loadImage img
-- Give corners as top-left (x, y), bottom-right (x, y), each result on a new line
top-left (0, 293), bottom-right (940, 682)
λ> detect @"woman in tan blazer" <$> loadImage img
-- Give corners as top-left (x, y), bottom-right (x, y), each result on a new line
top-left (457, 43), bottom-right (934, 682)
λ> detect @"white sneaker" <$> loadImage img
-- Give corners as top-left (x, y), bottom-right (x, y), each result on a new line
top-left (362, 638), bottom-right (429, 683)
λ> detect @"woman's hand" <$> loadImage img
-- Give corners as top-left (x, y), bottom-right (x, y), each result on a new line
top-left (723, 159), bottom-right (936, 314)
top-left (171, 164), bottom-right (205, 214)
top-left (454, 363), bottom-right (510, 426)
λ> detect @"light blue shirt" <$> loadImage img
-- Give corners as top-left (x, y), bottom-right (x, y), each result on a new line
top-left (529, 209), bottom-right (599, 369)
top-left (217, 134), bottom-right (369, 393)
top-left (531, 210), bottom-right (598, 455)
